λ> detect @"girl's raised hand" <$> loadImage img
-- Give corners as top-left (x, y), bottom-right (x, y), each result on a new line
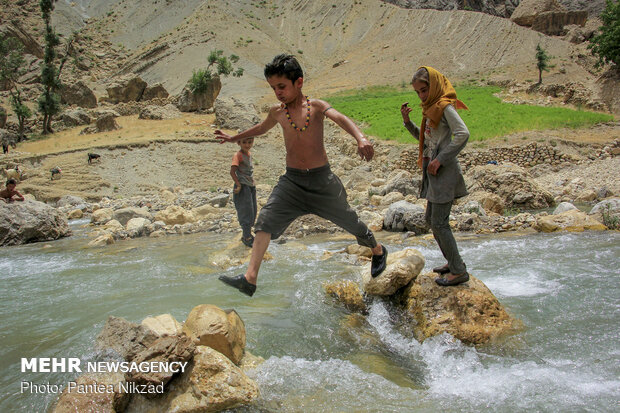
top-left (400, 102), bottom-right (412, 122)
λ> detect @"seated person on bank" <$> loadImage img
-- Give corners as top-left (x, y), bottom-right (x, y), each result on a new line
top-left (0, 179), bottom-right (25, 203)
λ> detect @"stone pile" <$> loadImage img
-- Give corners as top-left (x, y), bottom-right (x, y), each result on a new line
top-left (324, 245), bottom-right (521, 345)
top-left (52, 305), bottom-right (261, 413)
top-left (395, 142), bottom-right (574, 172)
top-left (461, 142), bottom-right (573, 168)
top-left (596, 138), bottom-right (620, 159)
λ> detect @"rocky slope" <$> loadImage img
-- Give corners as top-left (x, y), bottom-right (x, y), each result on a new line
top-left (2, 0), bottom-right (618, 115)
top-left (383, 0), bottom-right (606, 17)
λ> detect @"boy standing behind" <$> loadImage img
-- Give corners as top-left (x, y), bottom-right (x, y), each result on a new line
top-left (215, 54), bottom-right (387, 297)
top-left (231, 137), bottom-right (257, 247)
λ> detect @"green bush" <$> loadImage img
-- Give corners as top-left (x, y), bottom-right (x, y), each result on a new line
top-left (188, 50), bottom-right (244, 93)
top-left (188, 68), bottom-right (212, 94)
top-left (601, 204), bottom-right (619, 229)
top-left (588, 0), bottom-right (620, 67)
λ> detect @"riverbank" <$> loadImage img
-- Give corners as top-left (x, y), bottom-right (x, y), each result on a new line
top-left (1, 116), bottom-right (618, 249)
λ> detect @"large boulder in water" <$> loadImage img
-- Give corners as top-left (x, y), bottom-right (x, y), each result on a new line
top-left (397, 272), bottom-right (520, 345)
top-left (362, 248), bottom-right (425, 296)
top-left (125, 346), bottom-right (258, 412)
top-left (534, 210), bottom-right (607, 232)
top-left (182, 304), bottom-right (246, 365)
top-left (52, 372), bottom-right (129, 413)
top-left (324, 280), bottom-right (367, 314)
top-left (125, 335), bottom-right (195, 388)
top-left (96, 316), bottom-right (159, 361)
top-left (0, 200), bottom-right (71, 246)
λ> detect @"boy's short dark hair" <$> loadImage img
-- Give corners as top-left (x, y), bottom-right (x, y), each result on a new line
top-left (6, 178), bottom-right (16, 186)
top-left (264, 54), bottom-right (303, 83)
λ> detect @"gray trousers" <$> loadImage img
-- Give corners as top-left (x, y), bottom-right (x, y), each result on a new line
top-left (425, 201), bottom-right (467, 274)
top-left (254, 164), bottom-right (377, 248)
top-left (233, 184), bottom-right (257, 239)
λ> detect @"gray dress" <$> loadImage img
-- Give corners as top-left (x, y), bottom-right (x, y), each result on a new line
top-left (404, 105), bottom-right (469, 203)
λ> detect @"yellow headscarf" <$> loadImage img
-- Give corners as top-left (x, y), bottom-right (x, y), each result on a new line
top-left (417, 66), bottom-right (468, 168)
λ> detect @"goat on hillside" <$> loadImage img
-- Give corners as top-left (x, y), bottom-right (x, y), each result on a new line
top-left (88, 153), bottom-right (101, 164)
top-left (50, 167), bottom-right (62, 180)
top-left (4, 165), bottom-right (23, 182)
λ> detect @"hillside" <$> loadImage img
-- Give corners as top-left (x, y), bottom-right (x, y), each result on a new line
top-left (382, 0), bottom-right (607, 18)
top-left (30, 0), bottom-right (615, 112)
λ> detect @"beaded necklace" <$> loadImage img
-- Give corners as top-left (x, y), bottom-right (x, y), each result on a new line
top-left (284, 96), bottom-right (310, 132)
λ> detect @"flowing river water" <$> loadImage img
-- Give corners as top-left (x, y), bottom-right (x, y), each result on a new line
top-left (0, 220), bottom-right (618, 412)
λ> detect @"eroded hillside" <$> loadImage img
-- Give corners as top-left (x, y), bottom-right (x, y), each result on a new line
top-left (37, 0), bottom-right (614, 109)
top-left (0, 0), bottom-right (617, 118)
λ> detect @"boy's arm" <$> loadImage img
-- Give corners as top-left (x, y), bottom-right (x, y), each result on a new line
top-left (215, 107), bottom-right (278, 144)
top-left (318, 100), bottom-right (374, 161)
top-left (14, 190), bottom-right (24, 201)
top-left (230, 166), bottom-right (242, 193)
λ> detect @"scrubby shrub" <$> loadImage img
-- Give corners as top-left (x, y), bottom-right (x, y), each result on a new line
top-left (188, 50), bottom-right (244, 93)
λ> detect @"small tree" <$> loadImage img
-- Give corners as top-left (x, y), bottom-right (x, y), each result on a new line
top-left (0, 35), bottom-right (31, 138)
top-left (11, 90), bottom-right (32, 137)
top-left (535, 44), bottom-right (552, 84)
top-left (588, 0), bottom-right (620, 68)
top-left (188, 50), bottom-right (244, 93)
top-left (38, 0), bottom-right (61, 135)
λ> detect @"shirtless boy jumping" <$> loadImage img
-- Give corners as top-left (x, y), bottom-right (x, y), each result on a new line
top-left (215, 54), bottom-right (387, 297)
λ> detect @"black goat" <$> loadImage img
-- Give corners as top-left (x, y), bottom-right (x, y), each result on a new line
top-left (50, 167), bottom-right (62, 180)
top-left (88, 153), bottom-right (101, 164)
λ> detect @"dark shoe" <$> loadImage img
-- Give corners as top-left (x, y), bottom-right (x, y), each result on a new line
top-left (432, 264), bottom-right (450, 274)
top-left (218, 274), bottom-right (256, 296)
top-left (371, 245), bottom-right (388, 278)
top-left (435, 272), bottom-right (470, 286)
top-left (241, 236), bottom-right (254, 248)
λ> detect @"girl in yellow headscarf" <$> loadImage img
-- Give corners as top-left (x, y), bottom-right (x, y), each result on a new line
top-left (401, 66), bottom-right (470, 286)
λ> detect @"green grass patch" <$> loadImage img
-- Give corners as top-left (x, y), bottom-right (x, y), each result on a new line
top-left (324, 85), bottom-right (614, 142)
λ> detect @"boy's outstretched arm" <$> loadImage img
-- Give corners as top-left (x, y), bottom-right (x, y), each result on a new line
top-left (319, 100), bottom-right (374, 161)
top-left (230, 165), bottom-right (242, 194)
top-left (215, 108), bottom-right (278, 144)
